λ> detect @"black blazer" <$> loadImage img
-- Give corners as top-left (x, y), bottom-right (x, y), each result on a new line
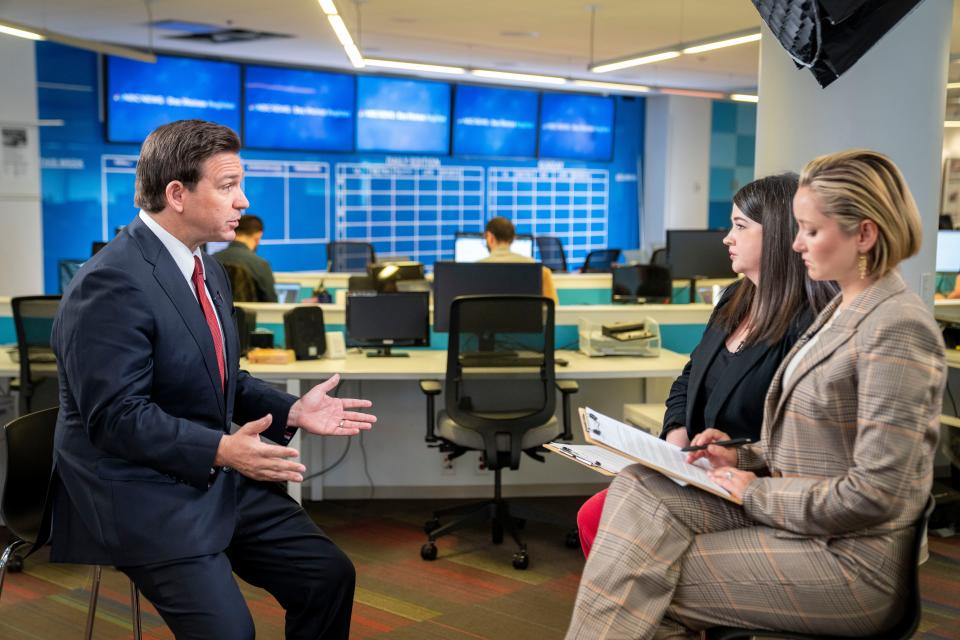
top-left (50, 216), bottom-right (297, 566)
top-left (662, 281), bottom-right (814, 441)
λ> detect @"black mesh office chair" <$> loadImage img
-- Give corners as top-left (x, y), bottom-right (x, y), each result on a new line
top-left (535, 236), bottom-right (568, 273)
top-left (418, 295), bottom-right (579, 569)
top-left (0, 407), bottom-right (142, 639)
top-left (611, 264), bottom-right (673, 304)
top-left (581, 249), bottom-right (621, 273)
top-left (11, 296), bottom-right (61, 416)
top-left (327, 241), bottom-right (376, 273)
top-left (650, 247), bottom-right (668, 266)
top-left (706, 496), bottom-right (935, 640)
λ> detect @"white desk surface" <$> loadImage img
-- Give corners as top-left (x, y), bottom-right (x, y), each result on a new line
top-left (0, 347), bottom-right (688, 382)
top-left (243, 348), bottom-right (688, 382)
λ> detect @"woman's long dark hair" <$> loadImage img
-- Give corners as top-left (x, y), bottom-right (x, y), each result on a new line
top-left (715, 173), bottom-right (837, 345)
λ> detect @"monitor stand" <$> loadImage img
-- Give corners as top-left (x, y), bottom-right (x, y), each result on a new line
top-left (365, 346), bottom-right (409, 357)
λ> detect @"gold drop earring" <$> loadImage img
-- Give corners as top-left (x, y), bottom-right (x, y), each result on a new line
top-left (857, 254), bottom-right (868, 280)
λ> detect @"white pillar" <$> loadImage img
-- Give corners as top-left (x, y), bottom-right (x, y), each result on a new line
top-left (0, 37), bottom-right (44, 295)
top-left (642, 95), bottom-right (711, 256)
top-left (755, 0), bottom-right (953, 301)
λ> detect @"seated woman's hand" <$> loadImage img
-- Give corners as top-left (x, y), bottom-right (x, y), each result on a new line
top-left (665, 428), bottom-right (690, 448)
top-left (708, 466), bottom-right (757, 500)
top-left (685, 428), bottom-right (738, 468)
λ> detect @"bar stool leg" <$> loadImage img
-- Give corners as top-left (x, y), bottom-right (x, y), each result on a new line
top-left (84, 565), bottom-right (102, 640)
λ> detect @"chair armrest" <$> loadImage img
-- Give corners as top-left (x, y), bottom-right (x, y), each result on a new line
top-left (555, 380), bottom-right (579, 440)
top-left (419, 379), bottom-right (442, 442)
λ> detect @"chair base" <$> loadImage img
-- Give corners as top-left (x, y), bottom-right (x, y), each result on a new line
top-left (419, 470), bottom-right (578, 570)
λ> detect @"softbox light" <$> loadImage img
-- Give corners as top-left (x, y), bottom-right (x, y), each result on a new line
top-left (752, 0), bottom-right (924, 87)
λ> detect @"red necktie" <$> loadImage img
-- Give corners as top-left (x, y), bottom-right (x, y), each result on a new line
top-left (192, 256), bottom-right (225, 391)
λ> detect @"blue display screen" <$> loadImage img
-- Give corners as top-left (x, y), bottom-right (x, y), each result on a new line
top-left (356, 76), bottom-right (451, 154)
top-left (244, 65), bottom-right (355, 151)
top-left (538, 93), bottom-right (614, 161)
top-left (453, 85), bottom-right (538, 157)
top-left (105, 55), bottom-right (241, 143)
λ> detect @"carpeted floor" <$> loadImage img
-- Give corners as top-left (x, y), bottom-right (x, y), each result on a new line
top-left (0, 497), bottom-right (958, 639)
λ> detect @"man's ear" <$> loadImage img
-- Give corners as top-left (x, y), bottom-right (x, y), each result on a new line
top-left (165, 180), bottom-right (187, 213)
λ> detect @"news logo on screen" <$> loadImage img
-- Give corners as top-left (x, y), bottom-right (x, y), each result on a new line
top-left (244, 65), bottom-right (355, 152)
top-left (106, 55), bottom-right (241, 144)
top-left (538, 93), bottom-right (614, 162)
top-left (453, 85), bottom-right (538, 158)
top-left (356, 76), bottom-right (451, 154)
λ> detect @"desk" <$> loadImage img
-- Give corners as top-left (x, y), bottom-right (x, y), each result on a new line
top-left (0, 348), bottom-right (687, 502)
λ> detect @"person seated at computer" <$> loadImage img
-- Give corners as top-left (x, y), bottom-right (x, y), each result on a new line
top-left (214, 214), bottom-right (278, 302)
top-left (480, 216), bottom-right (558, 304)
top-left (566, 150), bottom-right (945, 639)
top-left (575, 173), bottom-right (836, 556)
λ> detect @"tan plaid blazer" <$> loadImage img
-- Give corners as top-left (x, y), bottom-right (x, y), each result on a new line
top-left (740, 269), bottom-right (945, 584)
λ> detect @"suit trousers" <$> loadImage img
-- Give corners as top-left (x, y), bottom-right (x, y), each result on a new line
top-left (565, 465), bottom-right (896, 640)
top-left (119, 473), bottom-right (355, 640)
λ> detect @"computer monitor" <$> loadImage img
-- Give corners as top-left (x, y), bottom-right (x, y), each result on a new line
top-left (936, 230), bottom-right (960, 272)
top-left (367, 261), bottom-right (426, 292)
top-left (274, 283), bottom-right (301, 303)
top-left (611, 265), bottom-right (673, 303)
top-left (432, 261), bottom-right (542, 332)
top-left (58, 259), bottom-right (85, 293)
top-left (665, 229), bottom-right (733, 280)
top-left (454, 232), bottom-right (534, 262)
top-left (346, 292), bottom-right (430, 357)
top-left (205, 241), bottom-right (230, 255)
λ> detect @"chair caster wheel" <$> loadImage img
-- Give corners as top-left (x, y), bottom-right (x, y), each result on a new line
top-left (6, 555), bottom-right (23, 573)
top-left (420, 542), bottom-right (438, 561)
top-left (512, 551), bottom-right (529, 570)
top-left (424, 518), bottom-right (440, 534)
top-left (565, 530), bottom-right (580, 549)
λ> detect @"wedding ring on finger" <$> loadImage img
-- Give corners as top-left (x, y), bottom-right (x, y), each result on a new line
top-left (725, 471), bottom-right (733, 480)
top-left (338, 419), bottom-right (345, 429)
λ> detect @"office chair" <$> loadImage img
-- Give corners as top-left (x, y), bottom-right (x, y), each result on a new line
top-left (706, 496), bottom-right (935, 640)
top-left (581, 249), bottom-right (621, 273)
top-left (650, 247), bottom-right (668, 266)
top-left (327, 241), bottom-right (376, 273)
top-left (418, 295), bottom-right (579, 570)
top-left (220, 262), bottom-right (259, 302)
top-left (535, 236), bottom-right (568, 272)
top-left (11, 296), bottom-right (61, 416)
top-left (0, 407), bottom-right (142, 640)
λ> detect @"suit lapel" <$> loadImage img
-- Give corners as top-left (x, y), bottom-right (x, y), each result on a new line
top-left (765, 270), bottom-right (908, 430)
top-left (128, 217), bottom-right (226, 417)
top-left (205, 256), bottom-right (238, 423)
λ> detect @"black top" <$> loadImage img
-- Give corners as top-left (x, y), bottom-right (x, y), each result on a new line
top-left (661, 280), bottom-right (815, 442)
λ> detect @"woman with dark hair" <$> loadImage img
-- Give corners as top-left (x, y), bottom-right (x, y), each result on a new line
top-left (576, 172), bottom-right (836, 555)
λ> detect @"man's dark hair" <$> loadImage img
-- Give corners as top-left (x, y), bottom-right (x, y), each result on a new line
top-left (135, 119), bottom-right (241, 213)
top-left (485, 216), bottom-right (516, 243)
top-left (235, 214), bottom-right (264, 236)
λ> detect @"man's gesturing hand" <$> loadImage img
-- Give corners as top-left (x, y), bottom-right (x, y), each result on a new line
top-left (214, 414), bottom-right (306, 482)
top-left (288, 373), bottom-right (376, 436)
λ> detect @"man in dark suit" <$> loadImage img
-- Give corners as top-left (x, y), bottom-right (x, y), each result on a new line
top-left (50, 119), bottom-right (376, 639)
top-left (213, 214), bottom-right (279, 302)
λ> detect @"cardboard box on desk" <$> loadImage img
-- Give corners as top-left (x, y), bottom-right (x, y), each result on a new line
top-left (247, 348), bottom-right (296, 364)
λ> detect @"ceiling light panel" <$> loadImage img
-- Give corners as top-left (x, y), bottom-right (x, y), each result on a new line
top-left (591, 51), bottom-right (680, 73)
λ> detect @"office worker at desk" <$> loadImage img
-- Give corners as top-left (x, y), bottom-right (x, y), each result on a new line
top-left (567, 150), bottom-right (945, 639)
top-left (213, 213), bottom-right (279, 302)
top-left (50, 120), bottom-right (376, 640)
top-left (576, 173), bottom-right (836, 555)
top-left (480, 215), bottom-right (559, 303)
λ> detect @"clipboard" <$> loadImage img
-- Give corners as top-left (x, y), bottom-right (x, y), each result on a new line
top-left (578, 407), bottom-right (741, 504)
top-left (543, 442), bottom-right (635, 476)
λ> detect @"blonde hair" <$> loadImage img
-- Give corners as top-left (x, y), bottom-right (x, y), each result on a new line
top-left (799, 149), bottom-right (921, 277)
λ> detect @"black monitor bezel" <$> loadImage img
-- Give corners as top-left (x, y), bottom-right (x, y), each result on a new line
top-left (345, 291), bottom-right (430, 349)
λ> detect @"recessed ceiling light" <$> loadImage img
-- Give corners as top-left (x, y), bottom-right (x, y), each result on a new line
top-left (500, 31), bottom-right (539, 38)
top-left (472, 69), bottom-right (567, 85)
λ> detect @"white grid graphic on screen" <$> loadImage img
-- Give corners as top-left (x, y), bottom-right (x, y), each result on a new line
top-left (487, 167), bottom-right (609, 269)
top-left (335, 163), bottom-right (485, 264)
top-left (243, 160), bottom-right (332, 245)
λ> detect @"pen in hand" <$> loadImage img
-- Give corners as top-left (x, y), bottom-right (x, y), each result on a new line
top-left (680, 437), bottom-right (751, 452)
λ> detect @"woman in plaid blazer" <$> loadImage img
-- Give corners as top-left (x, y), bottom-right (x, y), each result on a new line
top-left (566, 149), bottom-right (946, 639)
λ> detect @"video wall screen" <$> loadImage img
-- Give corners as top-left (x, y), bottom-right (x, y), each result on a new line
top-left (356, 76), bottom-right (451, 154)
top-left (452, 85), bottom-right (538, 157)
top-left (105, 54), bottom-right (241, 144)
top-left (243, 65), bottom-right (355, 152)
top-left (538, 93), bottom-right (615, 161)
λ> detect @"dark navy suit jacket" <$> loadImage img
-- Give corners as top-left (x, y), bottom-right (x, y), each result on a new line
top-left (50, 215), bottom-right (297, 566)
